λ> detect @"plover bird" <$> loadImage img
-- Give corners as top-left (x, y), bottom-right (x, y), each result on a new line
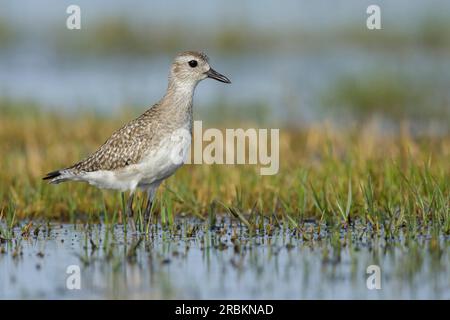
top-left (43, 51), bottom-right (230, 230)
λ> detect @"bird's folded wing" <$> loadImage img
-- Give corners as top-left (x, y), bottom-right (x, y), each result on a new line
top-left (70, 118), bottom-right (154, 173)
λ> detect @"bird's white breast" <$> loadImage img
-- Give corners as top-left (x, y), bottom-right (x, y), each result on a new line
top-left (136, 128), bottom-right (192, 186)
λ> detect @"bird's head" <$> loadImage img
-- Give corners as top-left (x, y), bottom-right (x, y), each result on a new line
top-left (169, 51), bottom-right (231, 91)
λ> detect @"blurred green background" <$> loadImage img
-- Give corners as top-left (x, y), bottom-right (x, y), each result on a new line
top-left (0, 0), bottom-right (449, 132)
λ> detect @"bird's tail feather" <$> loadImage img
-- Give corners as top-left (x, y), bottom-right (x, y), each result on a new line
top-left (43, 169), bottom-right (75, 184)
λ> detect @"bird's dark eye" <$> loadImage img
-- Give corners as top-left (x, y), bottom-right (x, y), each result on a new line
top-left (188, 60), bottom-right (198, 68)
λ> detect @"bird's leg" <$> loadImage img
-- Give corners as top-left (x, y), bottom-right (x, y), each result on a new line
top-left (126, 192), bottom-right (136, 232)
top-left (143, 187), bottom-right (157, 231)
top-left (143, 198), bottom-right (152, 232)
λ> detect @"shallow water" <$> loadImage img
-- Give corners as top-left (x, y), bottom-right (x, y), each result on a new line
top-left (1, 218), bottom-right (448, 299)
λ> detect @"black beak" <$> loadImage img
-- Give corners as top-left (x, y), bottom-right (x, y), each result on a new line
top-left (206, 68), bottom-right (231, 84)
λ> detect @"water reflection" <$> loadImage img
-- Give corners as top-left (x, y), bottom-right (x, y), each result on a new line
top-left (0, 219), bottom-right (448, 299)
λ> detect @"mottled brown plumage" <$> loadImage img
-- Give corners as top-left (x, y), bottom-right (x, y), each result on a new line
top-left (70, 101), bottom-right (177, 173)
